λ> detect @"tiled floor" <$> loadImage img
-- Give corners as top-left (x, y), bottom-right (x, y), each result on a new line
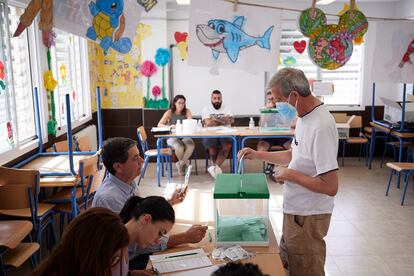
top-left (7, 157), bottom-right (414, 275)
top-left (138, 158), bottom-right (414, 276)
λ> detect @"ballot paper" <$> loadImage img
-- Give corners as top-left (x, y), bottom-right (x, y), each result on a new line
top-left (150, 248), bottom-right (213, 273)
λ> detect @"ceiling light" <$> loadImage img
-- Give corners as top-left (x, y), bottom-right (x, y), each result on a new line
top-left (176, 0), bottom-right (190, 5)
top-left (316, 0), bottom-right (336, 5)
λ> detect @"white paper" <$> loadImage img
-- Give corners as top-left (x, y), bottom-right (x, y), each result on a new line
top-left (312, 82), bottom-right (334, 96)
top-left (370, 21), bottom-right (414, 83)
top-left (150, 249), bottom-right (213, 274)
top-left (188, 0), bottom-right (282, 72)
top-left (151, 127), bottom-right (171, 132)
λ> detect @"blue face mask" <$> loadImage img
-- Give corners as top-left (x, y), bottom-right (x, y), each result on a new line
top-left (276, 94), bottom-right (297, 122)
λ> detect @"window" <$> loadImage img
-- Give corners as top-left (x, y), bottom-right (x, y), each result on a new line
top-left (50, 29), bottom-right (90, 129)
top-left (279, 29), bottom-right (364, 106)
top-left (0, 2), bottom-right (36, 155)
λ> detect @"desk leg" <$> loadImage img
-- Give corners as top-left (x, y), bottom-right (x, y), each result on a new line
top-left (396, 136), bottom-right (404, 189)
top-left (71, 186), bottom-right (77, 219)
top-left (369, 129), bottom-right (377, 169)
top-left (231, 136), bottom-right (238, 174)
top-left (0, 250), bottom-right (6, 276)
top-left (156, 138), bottom-right (163, 187)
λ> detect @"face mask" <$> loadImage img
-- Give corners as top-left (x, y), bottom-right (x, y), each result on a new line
top-left (111, 256), bottom-right (129, 276)
top-left (212, 101), bottom-right (222, 110)
top-left (276, 93), bottom-right (297, 122)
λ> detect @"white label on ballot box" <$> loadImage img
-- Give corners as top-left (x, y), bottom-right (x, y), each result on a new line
top-left (150, 248), bottom-right (212, 273)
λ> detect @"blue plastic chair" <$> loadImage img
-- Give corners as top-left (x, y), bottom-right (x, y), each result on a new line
top-left (137, 126), bottom-right (173, 186)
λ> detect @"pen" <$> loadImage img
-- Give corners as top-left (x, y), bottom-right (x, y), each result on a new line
top-left (165, 252), bottom-right (199, 259)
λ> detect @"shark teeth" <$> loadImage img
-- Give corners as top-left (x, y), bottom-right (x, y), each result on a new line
top-left (203, 38), bottom-right (223, 48)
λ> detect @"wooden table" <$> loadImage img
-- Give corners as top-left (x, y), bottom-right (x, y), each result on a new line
top-left (21, 155), bottom-right (90, 176)
top-left (148, 223), bottom-right (284, 276)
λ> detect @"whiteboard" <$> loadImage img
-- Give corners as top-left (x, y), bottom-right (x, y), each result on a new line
top-left (168, 21), bottom-right (266, 116)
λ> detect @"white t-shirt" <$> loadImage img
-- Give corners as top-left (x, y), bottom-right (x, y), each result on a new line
top-left (283, 104), bottom-right (339, 215)
top-left (201, 105), bottom-right (233, 121)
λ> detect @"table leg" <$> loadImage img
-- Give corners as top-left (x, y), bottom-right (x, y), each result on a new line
top-left (156, 138), bottom-right (163, 187)
top-left (369, 129), bottom-right (377, 169)
top-left (231, 136), bottom-right (238, 174)
top-left (396, 136), bottom-right (404, 188)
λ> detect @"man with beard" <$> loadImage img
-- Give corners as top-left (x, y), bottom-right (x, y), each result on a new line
top-left (201, 90), bottom-right (234, 178)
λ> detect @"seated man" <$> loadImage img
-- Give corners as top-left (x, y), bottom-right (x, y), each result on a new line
top-left (92, 137), bottom-right (207, 269)
top-left (202, 90), bottom-right (234, 179)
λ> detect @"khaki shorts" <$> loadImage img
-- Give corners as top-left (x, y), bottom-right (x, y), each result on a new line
top-left (279, 213), bottom-right (332, 276)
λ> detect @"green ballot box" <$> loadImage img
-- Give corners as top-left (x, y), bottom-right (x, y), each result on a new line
top-left (214, 173), bottom-right (270, 246)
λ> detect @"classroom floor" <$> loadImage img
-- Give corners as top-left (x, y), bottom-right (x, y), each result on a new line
top-left (7, 157), bottom-right (414, 276)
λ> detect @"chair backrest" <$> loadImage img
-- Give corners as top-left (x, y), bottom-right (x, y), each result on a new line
top-left (76, 135), bottom-right (92, 152)
top-left (78, 154), bottom-right (99, 204)
top-left (332, 113), bottom-right (349, 123)
top-left (53, 140), bottom-right (69, 152)
top-left (0, 167), bottom-right (39, 217)
top-left (348, 115), bottom-right (363, 129)
top-left (137, 126), bottom-right (148, 153)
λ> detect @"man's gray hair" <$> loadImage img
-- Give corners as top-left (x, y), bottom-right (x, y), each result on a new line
top-left (267, 68), bottom-right (311, 97)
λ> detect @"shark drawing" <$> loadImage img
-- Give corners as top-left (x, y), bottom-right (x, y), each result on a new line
top-left (196, 16), bottom-right (274, 63)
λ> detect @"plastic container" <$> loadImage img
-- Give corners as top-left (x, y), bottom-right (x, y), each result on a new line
top-left (182, 119), bottom-right (197, 134)
top-left (175, 120), bottom-right (182, 134)
top-left (249, 117), bottom-right (255, 129)
top-left (259, 108), bottom-right (291, 132)
top-left (214, 173), bottom-right (269, 246)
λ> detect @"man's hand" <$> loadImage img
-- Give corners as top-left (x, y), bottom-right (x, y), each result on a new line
top-left (168, 186), bottom-right (187, 205)
top-left (237, 147), bottom-right (258, 160)
top-left (184, 225), bottom-right (207, 243)
top-left (274, 166), bottom-right (291, 184)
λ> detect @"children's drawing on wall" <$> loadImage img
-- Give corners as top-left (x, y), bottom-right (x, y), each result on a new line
top-left (174, 32), bottom-right (188, 60)
top-left (140, 60), bottom-right (157, 107)
top-left (293, 40), bottom-right (306, 54)
top-left (283, 56), bottom-right (297, 67)
top-left (0, 61), bottom-right (5, 95)
top-left (371, 21), bottom-right (414, 83)
top-left (53, 0), bottom-right (144, 55)
top-left (195, 16), bottom-right (274, 63)
top-left (154, 48), bottom-right (171, 109)
top-left (137, 23), bottom-right (152, 40)
top-left (188, 0), bottom-right (281, 72)
top-left (299, 6), bottom-right (368, 70)
top-left (137, 0), bottom-right (158, 12)
top-left (337, 3), bottom-right (365, 45)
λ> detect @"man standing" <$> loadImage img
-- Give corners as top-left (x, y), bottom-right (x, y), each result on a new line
top-left (93, 137), bottom-right (207, 269)
top-left (202, 90), bottom-right (234, 178)
top-left (238, 68), bottom-right (338, 276)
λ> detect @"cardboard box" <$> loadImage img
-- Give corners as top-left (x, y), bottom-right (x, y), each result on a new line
top-left (381, 97), bottom-right (414, 123)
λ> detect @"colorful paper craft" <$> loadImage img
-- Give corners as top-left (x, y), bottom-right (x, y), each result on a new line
top-left (299, 7), bottom-right (368, 70)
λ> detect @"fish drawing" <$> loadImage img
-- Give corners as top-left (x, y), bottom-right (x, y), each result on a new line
top-left (196, 16), bottom-right (274, 63)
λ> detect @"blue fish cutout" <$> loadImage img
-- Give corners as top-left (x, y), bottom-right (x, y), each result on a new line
top-left (196, 16), bottom-right (274, 63)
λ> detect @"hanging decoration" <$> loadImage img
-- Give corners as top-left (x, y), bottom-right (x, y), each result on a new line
top-left (399, 38), bottom-right (414, 68)
top-left (174, 32), bottom-right (188, 61)
top-left (293, 40), bottom-right (306, 54)
top-left (154, 48), bottom-right (171, 109)
top-left (337, 3), bottom-right (364, 45)
top-left (299, 0), bottom-right (368, 70)
top-left (137, 0), bottom-right (158, 12)
top-left (0, 61), bottom-right (5, 94)
top-left (13, 0), bottom-right (54, 47)
top-left (283, 56), bottom-right (297, 67)
top-left (44, 70), bottom-right (57, 91)
top-left (140, 60), bottom-right (157, 108)
top-left (6, 122), bottom-right (14, 146)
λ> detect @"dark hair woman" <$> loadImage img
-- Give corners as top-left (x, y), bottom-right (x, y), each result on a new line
top-left (157, 94), bottom-right (195, 176)
top-left (31, 208), bottom-right (130, 276)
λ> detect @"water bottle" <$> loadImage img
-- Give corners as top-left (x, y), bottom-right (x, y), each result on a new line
top-left (176, 120), bottom-right (183, 134)
top-left (249, 117), bottom-right (255, 129)
top-left (197, 119), bottom-right (202, 132)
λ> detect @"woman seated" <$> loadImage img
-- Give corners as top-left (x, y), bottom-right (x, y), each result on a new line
top-left (158, 94), bottom-right (195, 175)
top-left (31, 208), bottom-right (130, 276)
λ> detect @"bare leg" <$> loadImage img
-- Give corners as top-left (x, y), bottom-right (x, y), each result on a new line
top-left (257, 140), bottom-right (271, 152)
top-left (208, 147), bottom-right (218, 165)
top-left (215, 142), bottom-right (232, 167)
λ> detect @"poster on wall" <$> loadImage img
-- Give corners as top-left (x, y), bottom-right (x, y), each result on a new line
top-left (53, 0), bottom-right (144, 54)
top-left (188, 0), bottom-right (282, 72)
top-left (371, 21), bottom-right (414, 83)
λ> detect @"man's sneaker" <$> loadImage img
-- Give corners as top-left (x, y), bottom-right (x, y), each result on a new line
top-left (207, 165), bottom-right (217, 178)
top-left (176, 161), bottom-right (184, 176)
top-left (264, 163), bottom-right (274, 175)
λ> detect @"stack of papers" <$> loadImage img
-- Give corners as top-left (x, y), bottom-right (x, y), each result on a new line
top-left (151, 126), bottom-right (171, 132)
top-left (150, 248), bottom-right (213, 274)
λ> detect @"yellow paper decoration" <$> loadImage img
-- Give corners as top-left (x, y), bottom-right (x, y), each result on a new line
top-left (44, 70), bottom-right (57, 91)
top-left (137, 23), bottom-right (152, 40)
top-left (60, 64), bottom-right (67, 81)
